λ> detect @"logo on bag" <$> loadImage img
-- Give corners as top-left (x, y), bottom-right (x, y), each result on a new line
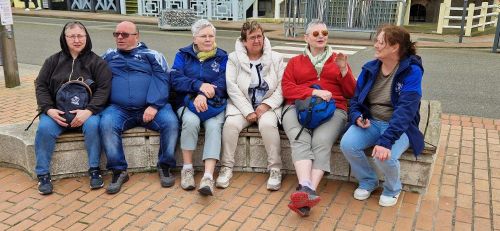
top-left (71, 96), bottom-right (80, 106)
top-left (211, 61), bottom-right (220, 73)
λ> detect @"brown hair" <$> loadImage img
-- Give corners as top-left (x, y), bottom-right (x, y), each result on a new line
top-left (376, 25), bottom-right (416, 59)
top-left (240, 21), bottom-right (264, 41)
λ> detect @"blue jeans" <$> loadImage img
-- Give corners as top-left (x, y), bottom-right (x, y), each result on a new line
top-left (100, 104), bottom-right (179, 171)
top-left (340, 119), bottom-right (409, 197)
top-left (35, 114), bottom-right (101, 176)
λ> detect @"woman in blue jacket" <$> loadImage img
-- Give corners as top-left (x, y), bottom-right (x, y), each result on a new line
top-left (340, 25), bottom-right (424, 207)
top-left (171, 19), bottom-right (228, 196)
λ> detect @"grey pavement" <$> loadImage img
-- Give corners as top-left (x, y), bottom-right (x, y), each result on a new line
top-left (3, 8), bottom-right (500, 119)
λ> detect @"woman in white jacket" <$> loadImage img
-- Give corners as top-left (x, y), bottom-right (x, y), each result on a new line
top-left (217, 21), bottom-right (285, 190)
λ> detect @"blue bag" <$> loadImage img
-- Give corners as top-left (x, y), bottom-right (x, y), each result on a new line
top-left (184, 95), bottom-right (227, 122)
top-left (56, 77), bottom-right (94, 128)
top-left (294, 84), bottom-right (335, 140)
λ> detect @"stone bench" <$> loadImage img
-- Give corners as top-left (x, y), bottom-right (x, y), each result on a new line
top-left (0, 100), bottom-right (441, 193)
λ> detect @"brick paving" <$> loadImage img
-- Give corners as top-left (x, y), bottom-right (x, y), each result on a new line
top-left (1, 9), bottom-right (500, 229)
top-left (1, 73), bottom-right (500, 230)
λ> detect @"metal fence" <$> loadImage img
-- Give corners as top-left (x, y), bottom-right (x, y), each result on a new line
top-left (138, 0), bottom-right (244, 19)
top-left (285, 0), bottom-right (402, 37)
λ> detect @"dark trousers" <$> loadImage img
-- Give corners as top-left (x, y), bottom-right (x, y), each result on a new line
top-left (24, 0), bottom-right (39, 8)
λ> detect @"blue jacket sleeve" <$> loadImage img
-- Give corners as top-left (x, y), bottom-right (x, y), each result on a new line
top-left (211, 55), bottom-right (228, 98)
top-left (171, 52), bottom-right (204, 93)
top-left (349, 69), bottom-right (366, 124)
top-left (376, 65), bottom-right (423, 149)
top-left (146, 52), bottom-right (170, 109)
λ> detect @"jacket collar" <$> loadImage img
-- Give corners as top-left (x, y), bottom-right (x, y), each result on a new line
top-left (179, 43), bottom-right (227, 59)
top-left (362, 55), bottom-right (424, 78)
top-left (234, 36), bottom-right (273, 73)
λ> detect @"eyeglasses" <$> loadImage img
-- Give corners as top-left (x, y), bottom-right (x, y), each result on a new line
top-left (310, 30), bottom-right (329, 37)
top-left (248, 35), bottom-right (263, 41)
top-left (65, 34), bottom-right (86, 40)
top-left (112, 32), bottom-right (138, 38)
top-left (196, 34), bottom-right (215, 39)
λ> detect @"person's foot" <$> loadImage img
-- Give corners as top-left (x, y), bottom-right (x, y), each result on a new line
top-left (158, 165), bottom-right (175, 188)
top-left (35, 6), bottom-right (42, 10)
top-left (215, 166), bottom-right (232, 188)
top-left (106, 170), bottom-right (129, 194)
top-left (37, 174), bottom-right (53, 195)
top-left (353, 188), bottom-right (371, 200)
top-left (181, 168), bottom-right (195, 190)
top-left (289, 184), bottom-right (321, 209)
top-left (88, 168), bottom-right (104, 189)
top-left (379, 193), bottom-right (400, 207)
top-left (287, 203), bottom-right (310, 217)
top-left (266, 168), bottom-right (282, 191)
top-left (198, 176), bottom-right (215, 196)
top-left (24, 8), bottom-right (30, 11)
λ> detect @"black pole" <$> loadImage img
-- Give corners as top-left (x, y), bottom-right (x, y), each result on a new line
top-left (493, 14), bottom-right (500, 53)
top-left (459, 0), bottom-right (468, 43)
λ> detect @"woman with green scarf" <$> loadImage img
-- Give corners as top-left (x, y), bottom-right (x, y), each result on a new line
top-left (281, 19), bottom-right (356, 216)
top-left (171, 19), bottom-right (228, 196)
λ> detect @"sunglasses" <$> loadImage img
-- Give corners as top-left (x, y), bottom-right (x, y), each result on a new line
top-left (112, 32), bottom-right (138, 38)
top-left (310, 30), bottom-right (329, 37)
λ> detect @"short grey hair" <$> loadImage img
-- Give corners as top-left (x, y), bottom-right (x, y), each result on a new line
top-left (305, 19), bottom-right (326, 34)
top-left (191, 19), bottom-right (216, 37)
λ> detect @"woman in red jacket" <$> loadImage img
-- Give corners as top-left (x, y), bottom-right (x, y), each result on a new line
top-left (281, 19), bottom-right (356, 216)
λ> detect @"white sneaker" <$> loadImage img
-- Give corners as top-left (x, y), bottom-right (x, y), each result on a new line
top-left (35, 7), bottom-right (42, 10)
top-left (353, 188), bottom-right (371, 200)
top-left (24, 8), bottom-right (30, 11)
top-left (180, 168), bottom-right (195, 190)
top-left (216, 166), bottom-right (233, 188)
top-left (266, 168), bottom-right (282, 191)
top-left (379, 193), bottom-right (400, 207)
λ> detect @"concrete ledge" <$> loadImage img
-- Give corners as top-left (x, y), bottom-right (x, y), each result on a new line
top-left (0, 100), bottom-right (441, 194)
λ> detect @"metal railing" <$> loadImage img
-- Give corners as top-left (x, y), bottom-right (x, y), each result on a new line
top-left (137, 0), bottom-right (245, 20)
top-left (284, 0), bottom-right (403, 37)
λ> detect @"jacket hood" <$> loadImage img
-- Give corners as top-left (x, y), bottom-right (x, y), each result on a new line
top-left (179, 44), bottom-right (227, 59)
top-left (59, 22), bottom-right (93, 58)
top-left (234, 37), bottom-right (272, 63)
top-left (234, 36), bottom-right (273, 73)
top-left (362, 55), bottom-right (424, 77)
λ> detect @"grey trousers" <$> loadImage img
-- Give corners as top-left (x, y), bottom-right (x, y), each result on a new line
top-left (221, 111), bottom-right (282, 170)
top-left (281, 105), bottom-right (347, 172)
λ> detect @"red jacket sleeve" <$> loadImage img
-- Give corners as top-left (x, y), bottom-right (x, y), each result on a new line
top-left (281, 56), bottom-right (314, 101)
top-left (338, 64), bottom-right (356, 99)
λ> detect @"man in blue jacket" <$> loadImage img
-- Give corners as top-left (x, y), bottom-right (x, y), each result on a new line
top-left (100, 21), bottom-right (179, 194)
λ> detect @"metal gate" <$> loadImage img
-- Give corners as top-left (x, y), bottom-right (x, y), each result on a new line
top-left (285, 0), bottom-right (402, 37)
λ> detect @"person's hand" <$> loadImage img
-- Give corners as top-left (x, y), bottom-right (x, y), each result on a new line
top-left (143, 106), bottom-right (158, 123)
top-left (199, 83), bottom-right (217, 99)
top-left (255, 104), bottom-right (271, 119)
top-left (194, 95), bottom-right (208, 112)
top-left (335, 53), bottom-right (348, 77)
top-left (47, 109), bottom-right (68, 127)
top-left (245, 112), bottom-right (257, 123)
top-left (69, 109), bottom-right (92, 128)
top-left (372, 145), bottom-right (391, 161)
top-left (312, 89), bottom-right (332, 101)
top-left (356, 116), bottom-right (371, 128)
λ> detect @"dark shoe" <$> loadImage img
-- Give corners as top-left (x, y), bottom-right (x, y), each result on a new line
top-left (198, 176), bottom-right (215, 196)
top-left (290, 184), bottom-right (321, 209)
top-left (106, 170), bottom-right (129, 194)
top-left (37, 174), bottom-right (53, 195)
top-left (158, 165), bottom-right (175, 188)
top-left (288, 203), bottom-right (310, 217)
top-left (89, 168), bottom-right (104, 189)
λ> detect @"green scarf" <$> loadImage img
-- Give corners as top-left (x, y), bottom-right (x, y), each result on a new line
top-left (195, 42), bottom-right (218, 62)
top-left (304, 45), bottom-right (333, 79)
